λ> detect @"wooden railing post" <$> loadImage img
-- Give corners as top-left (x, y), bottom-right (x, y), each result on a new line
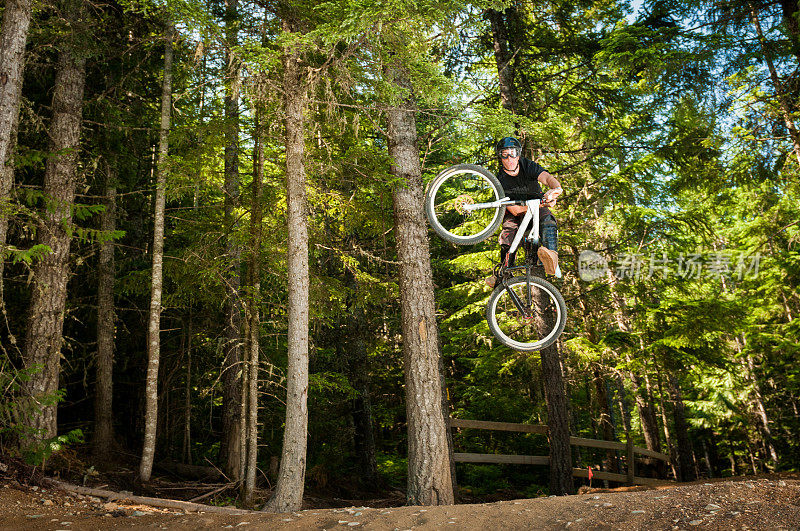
top-left (448, 417), bottom-right (672, 487)
top-left (626, 438), bottom-right (635, 485)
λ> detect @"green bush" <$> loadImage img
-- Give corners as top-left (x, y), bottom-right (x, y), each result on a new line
top-left (0, 360), bottom-right (83, 465)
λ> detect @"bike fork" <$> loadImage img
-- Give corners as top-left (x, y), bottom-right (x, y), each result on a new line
top-left (501, 267), bottom-right (533, 317)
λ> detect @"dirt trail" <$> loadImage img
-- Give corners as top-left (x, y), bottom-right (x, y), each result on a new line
top-left (1, 474), bottom-right (799, 530)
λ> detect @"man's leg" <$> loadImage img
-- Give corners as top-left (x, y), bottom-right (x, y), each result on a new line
top-left (486, 212), bottom-right (521, 287)
top-left (500, 244), bottom-right (516, 267)
top-left (537, 212), bottom-right (560, 277)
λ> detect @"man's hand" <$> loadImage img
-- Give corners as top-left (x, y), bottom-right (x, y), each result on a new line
top-left (507, 204), bottom-right (528, 216)
top-left (542, 187), bottom-right (563, 208)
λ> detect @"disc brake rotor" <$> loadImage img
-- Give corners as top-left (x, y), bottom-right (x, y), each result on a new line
top-left (453, 194), bottom-right (475, 215)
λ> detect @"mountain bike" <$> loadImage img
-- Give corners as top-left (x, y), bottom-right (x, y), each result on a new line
top-left (424, 164), bottom-right (566, 351)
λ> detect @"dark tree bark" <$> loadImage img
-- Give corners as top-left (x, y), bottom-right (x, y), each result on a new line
top-left (220, 0), bottom-right (245, 483)
top-left (748, 1), bottom-right (800, 166)
top-left (667, 373), bottom-right (696, 482)
top-left (182, 319), bottom-right (192, 465)
top-left (140, 23), bottom-right (174, 482)
top-left (487, 8), bottom-right (516, 114)
top-left (612, 372), bottom-right (632, 436)
top-left (779, 0), bottom-right (800, 65)
top-left (263, 20), bottom-right (309, 513)
top-left (93, 165), bottom-right (116, 460)
top-left (735, 335), bottom-right (778, 464)
top-left (0, 0), bottom-right (31, 163)
top-left (537, 328), bottom-right (574, 494)
top-left (0, 0), bottom-right (32, 283)
top-left (593, 366), bottom-right (619, 474)
top-left (386, 57), bottom-right (454, 507)
top-left (349, 338), bottom-right (378, 484)
top-left (347, 294), bottom-right (378, 484)
top-left (22, 1), bottom-right (86, 441)
top-left (632, 368), bottom-right (662, 453)
top-left (609, 277), bottom-right (662, 453)
top-left (656, 371), bottom-right (679, 479)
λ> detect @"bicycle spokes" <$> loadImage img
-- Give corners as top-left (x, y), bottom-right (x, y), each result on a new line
top-left (487, 276), bottom-right (566, 351)
top-left (425, 165), bottom-right (504, 244)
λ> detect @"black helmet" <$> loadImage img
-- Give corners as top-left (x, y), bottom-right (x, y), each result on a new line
top-left (495, 137), bottom-right (522, 157)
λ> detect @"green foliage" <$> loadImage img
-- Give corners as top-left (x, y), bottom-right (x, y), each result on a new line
top-left (0, 364), bottom-right (41, 447)
top-left (5, 244), bottom-right (51, 265)
top-left (377, 454), bottom-right (407, 488)
top-left (23, 430), bottom-right (84, 467)
top-left (309, 372), bottom-right (358, 399)
top-left (0, 362), bottom-right (82, 466)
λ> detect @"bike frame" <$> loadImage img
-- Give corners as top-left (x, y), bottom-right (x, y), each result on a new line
top-left (463, 197), bottom-right (543, 314)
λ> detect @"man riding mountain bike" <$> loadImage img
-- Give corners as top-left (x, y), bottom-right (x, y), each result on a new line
top-left (486, 137), bottom-right (563, 288)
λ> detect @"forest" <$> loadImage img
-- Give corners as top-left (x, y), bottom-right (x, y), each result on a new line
top-left (1, 0), bottom-right (799, 513)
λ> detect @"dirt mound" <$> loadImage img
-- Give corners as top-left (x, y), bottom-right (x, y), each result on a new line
top-left (1, 473), bottom-right (799, 529)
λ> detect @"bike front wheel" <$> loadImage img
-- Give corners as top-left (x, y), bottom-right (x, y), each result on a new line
top-left (424, 164), bottom-right (505, 245)
top-left (486, 276), bottom-right (566, 351)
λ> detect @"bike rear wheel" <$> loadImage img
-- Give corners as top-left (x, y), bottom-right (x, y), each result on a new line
top-left (486, 276), bottom-right (566, 351)
top-left (424, 164), bottom-right (505, 245)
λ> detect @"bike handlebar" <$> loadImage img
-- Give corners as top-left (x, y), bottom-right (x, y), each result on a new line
top-left (461, 197), bottom-right (541, 212)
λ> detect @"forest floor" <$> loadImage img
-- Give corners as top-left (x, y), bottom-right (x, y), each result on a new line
top-left (0, 467), bottom-right (799, 530)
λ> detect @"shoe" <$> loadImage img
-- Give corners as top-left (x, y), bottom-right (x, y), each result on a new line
top-left (537, 247), bottom-right (559, 276)
top-left (485, 274), bottom-right (498, 288)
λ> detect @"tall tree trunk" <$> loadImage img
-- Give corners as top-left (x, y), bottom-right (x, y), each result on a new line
top-left (735, 335), bottom-right (778, 464)
top-left (93, 165), bottom-right (116, 460)
top-left (487, 8), bottom-right (516, 114)
top-left (637, 370), bottom-right (663, 481)
top-left (182, 319), bottom-right (192, 465)
top-left (631, 367), bottom-right (662, 453)
top-left (139, 23), bottom-right (173, 482)
top-left (656, 371), bottom-right (679, 479)
top-left (613, 372), bottom-right (632, 436)
top-left (346, 276), bottom-right (378, 485)
top-left (779, 0), bottom-right (800, 67)
top-left (0, 0), bottom-right (31, 164)
top-left (22, 2), bottom-right (86, 441)
top-left (351, 369), bottom-right (378, 484)
top-left (701, 437), bottom-right (714, 477)
top-left (538, 336), bottom-right (574, 494)
top-left (593, 365), bottom-right (619, 474)
top-left (488, 6), bottom-right (571, 494)
top-left (221, 0), bottom-right (244, 483)
top-left (242, 107), bottom-right (264, 506)
top-left (263, 21), bottom-right (309, 513)
top-left (748, 1), bottom-right (800, 166)
top-left (667, 372), bottom-right (695, 481)
top-left (0, 0), bottom-right (32, 288)
top-left (386, 57), bottom-right (454, 507)
top-left (610, 276), bottom-right (661, 453)
top-left (342, 271), bottom-right (378, 484)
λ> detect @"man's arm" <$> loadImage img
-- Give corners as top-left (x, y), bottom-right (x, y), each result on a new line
top-left (538, 171), bottom-right (563, 207)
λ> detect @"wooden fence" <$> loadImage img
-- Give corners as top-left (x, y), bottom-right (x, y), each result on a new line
top-left (448, 418), bottom-right (673, 487)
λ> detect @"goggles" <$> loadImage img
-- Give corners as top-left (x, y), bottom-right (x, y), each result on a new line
top-left (499, 148), bottom-right (520, 159)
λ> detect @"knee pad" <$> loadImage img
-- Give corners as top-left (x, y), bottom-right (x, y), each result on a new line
top-left (542, 225), bottom-right (558, 252)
